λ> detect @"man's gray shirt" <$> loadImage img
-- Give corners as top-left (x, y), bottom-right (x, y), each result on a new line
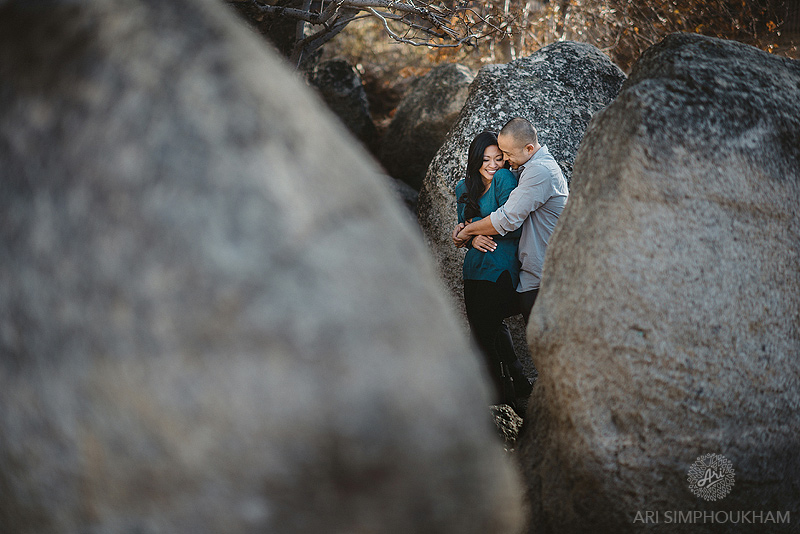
top-left (489, 145), bottom-right (568, 292)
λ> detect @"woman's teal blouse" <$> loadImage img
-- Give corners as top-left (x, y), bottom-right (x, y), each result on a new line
top-left (455, 168), bottom-right (521, 287)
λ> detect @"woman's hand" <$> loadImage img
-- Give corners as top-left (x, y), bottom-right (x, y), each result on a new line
top-left (472, 235), bottom-right (496, 253)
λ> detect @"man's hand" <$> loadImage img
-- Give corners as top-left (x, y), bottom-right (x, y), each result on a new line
top-left (472, 235), bottom-right (496, 253)
top-left (452, 222), bottom-right (469, 247)
top-left (455, 225), bottom-right (471, 244)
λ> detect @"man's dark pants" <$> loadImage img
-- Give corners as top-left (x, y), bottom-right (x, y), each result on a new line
top-left (519, 288), bottom-right (539, 324)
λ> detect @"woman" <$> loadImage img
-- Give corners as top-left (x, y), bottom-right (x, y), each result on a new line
top-left (455, 131), bottom-right (531, 409)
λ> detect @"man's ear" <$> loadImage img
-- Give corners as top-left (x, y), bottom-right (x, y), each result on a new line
top-left (525, 144), bottom-right (535, 153)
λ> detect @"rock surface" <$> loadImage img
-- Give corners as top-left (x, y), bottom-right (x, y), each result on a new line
top-left (307, 58), bottom-right (378, 149)
top-left (379, 63), bottom-right (475, 190)
top-left (0, 1), bottom-right (523, 533)
top-left (519, 33), bottom-right (800, 533)
top-left (416, 42), bottom-right (625, 378)
top-left (490, 405), bottom-right (525, 450)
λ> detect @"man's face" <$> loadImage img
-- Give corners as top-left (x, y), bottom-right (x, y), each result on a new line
top-left (497, 133), bottom-right (531, 169)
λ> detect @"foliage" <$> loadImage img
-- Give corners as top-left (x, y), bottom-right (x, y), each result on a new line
top-left (227, 0), bottom-right (797, 129)
top-left (506, 0), bottom-right (795, 71)
top-left (419, 0), bottom-right (795, 71)
top-left (229, 0), bottom-right (796, 73)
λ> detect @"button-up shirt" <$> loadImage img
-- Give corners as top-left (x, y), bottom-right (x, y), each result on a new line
top-left (489, 145), bottom-right (568, 292)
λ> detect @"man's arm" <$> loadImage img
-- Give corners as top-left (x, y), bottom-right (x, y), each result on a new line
top-left (456, 169), bottom-right (515, 240)
top-left (459, 165), bottom-right (548, 241)
top-left (457, 216), bottom-right (499, 239)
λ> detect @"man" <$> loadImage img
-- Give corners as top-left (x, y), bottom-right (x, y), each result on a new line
top-left (453, 117), bottom-right (568, 322)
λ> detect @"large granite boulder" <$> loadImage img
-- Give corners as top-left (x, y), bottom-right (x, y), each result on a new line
top-left (307, 58), bottom-right (378, 149)
top-left (519, 33), bottom-right (800, 533)
top-left (0, 1), bottom-right (524, 533)
top-left (416, 42), bottom-right (625, 374)
top-left (379, 63), bottom-right (475, 190)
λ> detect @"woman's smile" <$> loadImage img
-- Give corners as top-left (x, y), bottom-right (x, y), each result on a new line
top-left (480, 144), bottom-right (504, 183)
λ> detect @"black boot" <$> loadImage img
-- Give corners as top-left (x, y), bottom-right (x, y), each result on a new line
top-left (509, 360), bottom-right (533, 398)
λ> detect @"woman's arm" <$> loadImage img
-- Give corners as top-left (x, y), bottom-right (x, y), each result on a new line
top-left (453, 180), bottom-right (473, 248)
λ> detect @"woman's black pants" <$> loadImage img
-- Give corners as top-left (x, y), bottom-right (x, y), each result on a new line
top-left (463, 271), bottom-right (528, 405)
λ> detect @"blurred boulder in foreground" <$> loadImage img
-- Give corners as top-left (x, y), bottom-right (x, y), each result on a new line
top-left (0, 1), bottom-right (524, 533)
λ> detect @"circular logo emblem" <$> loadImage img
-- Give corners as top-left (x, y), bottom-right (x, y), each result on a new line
top-left (687, 453), bottom-right (735, 501)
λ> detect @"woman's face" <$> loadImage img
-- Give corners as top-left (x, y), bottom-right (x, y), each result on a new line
top-left (479, 144), bottom-right (504, 183)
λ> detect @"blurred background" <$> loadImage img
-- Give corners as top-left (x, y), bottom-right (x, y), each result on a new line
top-left (227, 0), bottom-right (799, 150)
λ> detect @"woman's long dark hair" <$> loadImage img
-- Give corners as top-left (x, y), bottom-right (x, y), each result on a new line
top-left (458, 131), bottom-right (500, 221)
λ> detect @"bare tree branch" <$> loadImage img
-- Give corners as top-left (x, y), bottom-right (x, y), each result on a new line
top-left (246, 0), bottom-right (447, 23)
top-left (368, 7), bottom-right (467, 47)
top-left (291, 8), bottom-right (360, 65)
top-left (229, 0), bottom-right (498, 67)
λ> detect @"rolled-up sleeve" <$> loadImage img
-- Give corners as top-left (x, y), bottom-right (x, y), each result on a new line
top-left (490, 165), bottom-right (548, 235)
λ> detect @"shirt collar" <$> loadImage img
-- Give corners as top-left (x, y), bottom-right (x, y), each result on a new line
top-left (518, 145), bottom-right (548, 173)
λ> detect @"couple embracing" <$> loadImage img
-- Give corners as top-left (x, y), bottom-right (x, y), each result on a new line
top-left (452, 117), bottom-right (568, 412)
